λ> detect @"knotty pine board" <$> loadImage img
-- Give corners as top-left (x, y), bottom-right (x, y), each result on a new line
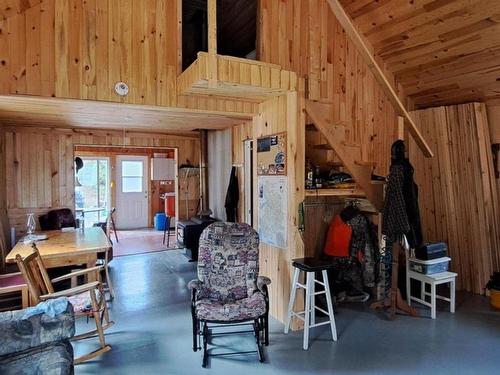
top-left (2, 126), bottom-right (200, 239)
top-left (409, 103), bottom-right (500, 294)
top-left (259, 0), bottom-right (398, 176)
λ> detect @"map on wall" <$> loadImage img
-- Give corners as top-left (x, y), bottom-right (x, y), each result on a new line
top-left (258, 176), bottom-right (287, 249)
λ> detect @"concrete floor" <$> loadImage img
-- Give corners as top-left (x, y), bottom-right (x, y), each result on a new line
top-left (74, 250), bottom-right (500, 375)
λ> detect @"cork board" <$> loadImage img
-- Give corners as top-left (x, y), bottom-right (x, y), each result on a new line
top-left (256, 132), bottom-right (287, 175)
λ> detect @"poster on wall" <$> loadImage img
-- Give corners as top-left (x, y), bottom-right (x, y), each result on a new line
top-left (258, 176), bottom-right (287, 249)
top-left (257, 133), bottom-right (287, 175)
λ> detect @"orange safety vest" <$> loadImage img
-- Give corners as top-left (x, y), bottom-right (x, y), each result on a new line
top-left (323, 215), bottom-right (352, 257)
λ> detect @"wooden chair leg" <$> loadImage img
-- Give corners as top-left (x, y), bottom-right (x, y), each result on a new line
top-left (74, 289), bottom-right (112, 364)
top-left (104, 263), bottom-right (115, 300)
top-left (111, 216), bottom-right (118, 243)
top-left (21, 288), bottom-right (29, 309)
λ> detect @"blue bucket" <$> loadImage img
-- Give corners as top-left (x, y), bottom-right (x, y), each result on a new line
top-left (154, 212), bottom-right (167, 231)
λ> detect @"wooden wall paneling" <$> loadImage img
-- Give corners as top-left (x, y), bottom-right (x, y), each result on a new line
top-left (409, 103), bottom-right (500, 294)
top-left (486, 102), bottom-right (500, 143)
top-left (3, 127), bottom-right (200, 237)
top-left (0, 128), bottom-right (8, 266)
top-left (248, 78), bottom-right (306, 327)
top-left (7, 13), bottom-right (26, 94)
top-left (258, 0), bottom-right (400, 177)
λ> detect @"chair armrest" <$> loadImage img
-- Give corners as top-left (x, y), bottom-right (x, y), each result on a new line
top-left (188, 280), bottom-right (203, 303)
top-left (39, 281), bottom-right (100, 300)
top-left (188, 279), bottom-right (202, 291)
top-left (257, 276), bottom-right (271, 291)
top-left (0, 301), bottom-right (75, 357)
top-left (51, 266), bottom-right (104, 283)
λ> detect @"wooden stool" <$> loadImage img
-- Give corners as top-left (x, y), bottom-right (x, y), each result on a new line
top-left (284, 257), bottom-right (337, 350)
top-left (0, 272), bottom-right (29, 310)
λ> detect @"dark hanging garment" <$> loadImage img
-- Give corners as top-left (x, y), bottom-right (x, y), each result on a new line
top-left (382, 159), bottom-right (423, 248)
top-left (224, 166), bottom-right (239, 222)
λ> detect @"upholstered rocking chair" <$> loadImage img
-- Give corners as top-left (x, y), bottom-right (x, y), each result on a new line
top-left (188, 222), bottom-right (271, 368)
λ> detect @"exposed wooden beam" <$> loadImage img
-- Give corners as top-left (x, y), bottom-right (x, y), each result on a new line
top-left (207, 0), bottom-right (217, 89)
top-left (325, 0), bottom-right (433, 158)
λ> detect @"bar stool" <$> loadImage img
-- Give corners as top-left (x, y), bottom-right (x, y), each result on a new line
top-left (284, 257), bottom-right (337, 350)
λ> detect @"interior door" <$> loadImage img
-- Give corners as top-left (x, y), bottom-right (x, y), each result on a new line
top-left (116, 155), bottom-right (149, 229)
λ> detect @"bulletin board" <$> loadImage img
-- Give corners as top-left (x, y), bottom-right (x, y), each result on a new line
top-left (256, 132), bottom-right (287, 176)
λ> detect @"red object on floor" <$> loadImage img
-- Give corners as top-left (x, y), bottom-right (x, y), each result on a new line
top-left (323, 215), bottom-right (352, 257)
top-left (165, 195), bottom-right (175, 217)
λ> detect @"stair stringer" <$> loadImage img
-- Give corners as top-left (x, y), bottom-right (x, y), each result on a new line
top-left (305, 100), bottom-right (384, 211)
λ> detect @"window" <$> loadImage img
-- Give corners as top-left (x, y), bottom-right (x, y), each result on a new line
top-left (74, 157), bottom-right (110, 226)
top-left (121, 161), bottom-right (144, 193)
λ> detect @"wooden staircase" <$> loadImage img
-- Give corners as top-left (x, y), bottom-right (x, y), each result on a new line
top-left (305, 100), bottom-right (384, 212)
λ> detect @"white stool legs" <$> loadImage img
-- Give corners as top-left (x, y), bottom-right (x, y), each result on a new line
top-left (322, 270), bottom-right (337, 342)
top-left (284, 267), bottom-right (300, 334)
top-left (450, 279), bottom-right (456, 313)
top-left (285, 267), bottom-right (337, 350)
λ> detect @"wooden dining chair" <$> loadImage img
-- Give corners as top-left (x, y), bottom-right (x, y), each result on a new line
top-left (0, 272), bottom-right (29, 311)
top-left (15, 243), bottom-right (114, 364)
top-left (93, 209), bottom-right (117, 300)
top-left (99, 212), bottom-right (116, 299)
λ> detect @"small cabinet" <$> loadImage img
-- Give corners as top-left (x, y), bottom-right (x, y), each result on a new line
top-left (151, 158), bottom-right (175, 181)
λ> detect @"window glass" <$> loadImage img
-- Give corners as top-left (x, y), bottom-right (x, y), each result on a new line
top-left (122, 177), bottom-right (143, 193)
top-left (122, 161), bottom-right (143, 177)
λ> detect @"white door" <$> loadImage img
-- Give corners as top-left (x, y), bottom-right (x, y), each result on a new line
top-left (116, 155), bottom-right (149, 229)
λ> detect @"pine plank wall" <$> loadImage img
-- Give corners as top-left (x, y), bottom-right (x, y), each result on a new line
top-left (0, 0), bottom-right (499, 316)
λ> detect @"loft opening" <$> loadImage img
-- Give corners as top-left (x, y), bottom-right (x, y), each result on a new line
top-left (182, 0), bottom-right (258, 71)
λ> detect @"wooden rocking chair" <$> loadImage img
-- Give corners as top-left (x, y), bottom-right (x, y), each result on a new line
top-left (15, 243), bottom-right (114, 364)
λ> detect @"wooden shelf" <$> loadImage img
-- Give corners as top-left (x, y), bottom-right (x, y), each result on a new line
top-left (304, 188), bottom-right (366, 197)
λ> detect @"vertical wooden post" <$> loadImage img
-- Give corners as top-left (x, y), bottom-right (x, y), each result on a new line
top-left (207, 0), bottom-right (217, 88)
top-left (397, 116), bottom-right (405, 141)
top-left (199, 130), bottom-right (209, 212)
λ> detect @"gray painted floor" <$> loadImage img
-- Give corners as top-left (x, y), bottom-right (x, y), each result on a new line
top-left (74, 250), bottom-right (500, 375)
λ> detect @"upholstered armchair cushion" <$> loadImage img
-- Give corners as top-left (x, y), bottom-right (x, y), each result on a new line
top-left (196, 291), bottom-right (267, 321)
top-left (0, 303), bottom-right (75, 357)
top-left (0, 341), bottom-right (74, 375)
top-left (196, 222), bottom-right (260, 303)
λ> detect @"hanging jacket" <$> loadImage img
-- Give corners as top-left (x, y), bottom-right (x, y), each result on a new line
top-left (348, 214), bottom-right (378, 288)
top-left (323, 215), bottom-right (352, 257)
top-left (382, 159), bottom-right (423, 248)
top-left (225, 166), bottom-right (239, 222)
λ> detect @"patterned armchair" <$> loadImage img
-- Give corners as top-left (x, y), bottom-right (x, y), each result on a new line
top-left (0, 300), bottom-right (75, 375)
top-left (188, 222), bottom-right (271, 367)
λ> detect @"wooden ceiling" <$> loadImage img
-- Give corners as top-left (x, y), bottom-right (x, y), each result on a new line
top-left (0, 96), bottom-right (252, 133)
top-left (341, 0), bottom-right (500, 108)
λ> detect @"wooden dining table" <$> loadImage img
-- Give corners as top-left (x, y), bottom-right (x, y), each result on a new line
top-left (5, 227), bottom-right (111, 279)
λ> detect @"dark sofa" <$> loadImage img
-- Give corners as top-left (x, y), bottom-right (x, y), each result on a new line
top-left (0, 303), bottom-right (75, 375)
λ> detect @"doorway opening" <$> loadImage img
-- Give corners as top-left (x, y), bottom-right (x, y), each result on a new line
top-left (74, 145), bottom-right (180, 257)
top-left (244, 139), bottom-right (254, 226)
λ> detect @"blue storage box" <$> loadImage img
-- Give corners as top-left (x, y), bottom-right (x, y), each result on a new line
top-left (409, 257), bottom-right (450, 275)
top-left (154, 212), bottom-right (167, 231)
